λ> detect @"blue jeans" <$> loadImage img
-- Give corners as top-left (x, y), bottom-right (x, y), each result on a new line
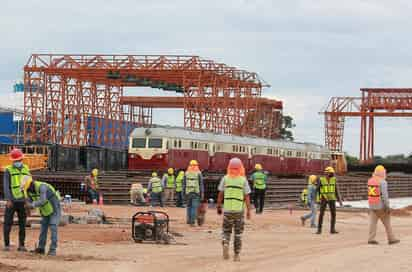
top-left (151, 192), bottom-right (163, 207)
top-left (39, 197), bottom-right (61, 252)
top-left (88, 188), bottom-right (98, 202)
top-left (176, 191), bottom-right (184, 207)
top-left (302, 202), bottom-right (317, 227)
top-left (186, 193), bottom-right (200, 225)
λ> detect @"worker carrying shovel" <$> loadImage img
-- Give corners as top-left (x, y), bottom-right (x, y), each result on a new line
top-left (20, 175), bottom-right (61, 256)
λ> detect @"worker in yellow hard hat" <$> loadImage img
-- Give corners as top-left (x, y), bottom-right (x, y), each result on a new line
top-left (84, 168), bottom-right (100, 204)
top-left (20, 175), bottom-right (61, 256)
top-left (316, 166), bottom-right (343, 234)
top-left (162, 168), bottom-right (175, 204)
top-left (250, 163), bottom-right (267, 214)
top-left (183, 160), bottom-right (204, 226)
top-left (148, 171), bottom-right (163, 207)
top-left (367, 165), bottom-right (399, 245)
top-left (301, 175), bottom-right (318, 228)
top-left (175, 170), bottom-right (185, 207)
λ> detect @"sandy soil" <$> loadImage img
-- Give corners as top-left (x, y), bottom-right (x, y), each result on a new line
top-left (0, 205), bottom-right (411, 272)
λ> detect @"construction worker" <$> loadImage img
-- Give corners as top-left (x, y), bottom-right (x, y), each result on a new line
top-left (129, 182), bottom-right (146, 205)
top-left (162, 168), bottom-right (175, 203)
top-left (300, 188), bottom-right (308, 207)
top-left (217, 157), bottom-right (251, 262)
top-left (21, 175), bottom-right (61, 256)
top-left (301, 175), bottom-right (318, 228)
top-left (148, 172), bottom-right (163, 207)
top-left (3, 148), bottom-right (29, 252)
top-left (175, 170), bottom-right (185, 207)
top-left (316, 167), bottom-right (343, 234)
top-left (367, 165), bottom-right (400, 245)
top-left (84, 168), bottom-right (99, 204)
top-left (183, 160), bottom-right (204, 226)
top-left (251, 163), bottom-right (267, 214)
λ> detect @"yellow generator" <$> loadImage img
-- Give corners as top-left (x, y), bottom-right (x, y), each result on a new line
top-left (0, 145), bottom-right (48, 172)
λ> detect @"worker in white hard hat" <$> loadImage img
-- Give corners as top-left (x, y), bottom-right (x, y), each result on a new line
top-left (316, 167), bottom-right (343, 235)
top-left (367, 165), bottom-right (400, 245)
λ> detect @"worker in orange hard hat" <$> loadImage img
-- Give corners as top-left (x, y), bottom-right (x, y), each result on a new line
top-left (183, 160), bottom-right (204, 226)
top-left (301, 175), bottom-right (318, 228)
top-left (3, 148), bottom-right (30, 252)
top-left (367, 165), bottom-right (399, 245)
top-left (162, 168), bottom-right (175, 204)
top-left (217, 157), bottom-right (251, 262)
top-left (316, 166), bottom-right (343, 235)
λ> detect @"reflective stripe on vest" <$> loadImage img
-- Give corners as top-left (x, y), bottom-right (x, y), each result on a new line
top-left (165, 174), bottom-right (175, 189)
top-left (176, 175), bottom-right (184, 192)
top-left (150, 177), bottom-right (162, 193)
top-left (6, 165), bottom-right (30, 200)
top-left (301, 189), bottom-right (308, 204)
top-left (223, 176), bottom-right (245, 212)
top-left (319, 176), bottom-right (337, 201)
top-left (253, 171), bottom-right (266, 190)
top-left (368, 177), bottom-right (381, 205)
top-left (185, 172), bottom-right (200, 195)
top-left (28, 181), bottom-right (57, 217)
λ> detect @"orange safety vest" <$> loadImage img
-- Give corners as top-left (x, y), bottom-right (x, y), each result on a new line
top-left (368, 177), bottom-right (381, 205)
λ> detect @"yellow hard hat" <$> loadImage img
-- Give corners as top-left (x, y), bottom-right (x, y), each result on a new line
top-left (255, 164), bottom-right (262, 171)
top-left (324, 166), bottom-right (335, 173)
top-left (374, 165), bottom-right (385, 173)
top-left (168, 168), bottom-right (174, 174)
top-left (21, 175), bottom-right (33, 197)
top-left (92, 168), bottom-right (98, 177)
top-left (308, 175), bottom-right (317, 184)
top-left (374, 165), bottom-right (386, 177)
top-left (152, 172), bottom-right (158, 177)
top-left (189, 160), bottom-right (198, 166)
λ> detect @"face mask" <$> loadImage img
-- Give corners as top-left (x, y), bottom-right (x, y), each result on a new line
top-left (13, 161), bottom-right (23, 168)
top-left (328, 173), bottom-right (334, 178)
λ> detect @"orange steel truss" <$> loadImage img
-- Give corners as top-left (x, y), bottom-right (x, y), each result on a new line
top-left (120, 96), bottom-right (283, 138)
top-left (323, 89), bottom-right (412, 162)
top-left (23, 54), bottom-right (268, 147)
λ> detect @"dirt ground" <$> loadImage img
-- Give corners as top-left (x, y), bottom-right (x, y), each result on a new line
top-left (1, 205), bottom-right (412, 272)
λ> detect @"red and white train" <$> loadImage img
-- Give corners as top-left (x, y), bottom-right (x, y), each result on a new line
top-left (128, 127), bottom-right (332, 175)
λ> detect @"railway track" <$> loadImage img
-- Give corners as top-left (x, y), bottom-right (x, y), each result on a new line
top-left (1, 171), bottom-right (412, 205)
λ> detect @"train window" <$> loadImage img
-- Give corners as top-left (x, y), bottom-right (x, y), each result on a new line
top-left (213, 145), bottom-right (215, 152)
top-left (132, 138), bottom-right (146, 148)
top-left (274, 149), bottom-right (279, 156)
top-left (148, 138), bottom-right (163, 148)
top-left (296, 151), bottom-right (301, 157)
top-left (178, 140), bottom-right (182, 148)
top-left (232, 145), bottom-right (236, 152)
top-left (194, 142), bottom-right (198, 149)
top-left (205, 143), bottom-right (208, 150)
top-left (166, 141), bottom-right (169, 149)
top-left (174, 140), bottom-right (177, 148)
top-left (191, 142), bottom-right (194, 149)
top-left (286, 150), bottom-right (292, 157)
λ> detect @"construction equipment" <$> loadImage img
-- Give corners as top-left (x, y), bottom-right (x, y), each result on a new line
top-left (132, 211), bottom-right (172, 244)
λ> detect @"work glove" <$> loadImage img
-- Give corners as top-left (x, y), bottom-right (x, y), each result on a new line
top-left (217, 206), bottom-right (222, 215)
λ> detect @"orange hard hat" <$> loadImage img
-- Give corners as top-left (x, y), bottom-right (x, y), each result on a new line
top-left (228, 157), bottom-right (243, 169)
top-left (9, 149), bottom-right (24, 161)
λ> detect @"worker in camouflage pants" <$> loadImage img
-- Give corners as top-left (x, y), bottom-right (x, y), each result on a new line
top-left (217, 158), bottom-right (251, 262)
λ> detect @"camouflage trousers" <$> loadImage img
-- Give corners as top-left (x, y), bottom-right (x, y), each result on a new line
top-left (222, 212), bottom-right (244, 254)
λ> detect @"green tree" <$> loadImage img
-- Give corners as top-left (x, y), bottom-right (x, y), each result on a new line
top-left (345, 153), bottom-right (359, 165)
top-left (279, 115), bottom-right (295, 141)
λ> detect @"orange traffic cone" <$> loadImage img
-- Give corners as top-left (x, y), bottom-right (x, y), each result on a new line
top-left (99, 193), bottom-right (104, 205)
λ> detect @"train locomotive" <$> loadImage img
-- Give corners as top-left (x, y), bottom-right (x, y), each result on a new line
top-left (128, 127), bottom-right (332, 175)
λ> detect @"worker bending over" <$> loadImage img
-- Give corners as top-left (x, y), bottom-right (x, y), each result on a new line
top-left (148, 172), bottom-right (164, 207)
top-left (3, 149), bottom-right (29, 252)
top-left (316, 167), bottom-right (343, 234)
top-left (183, 160), bottom-right (204, 226)
top-left (217, 158), bottom-right (251, 262)
top-left (129, 182), bottom-right (146, 205)
top-left (21, 176), bottom-right (61, 256)
top-left (162, 168), bottom-right (175, 203)
top-left (250, 163), bottom-right (267, 214)
top-left (367, 165), bottom-right (400, 245)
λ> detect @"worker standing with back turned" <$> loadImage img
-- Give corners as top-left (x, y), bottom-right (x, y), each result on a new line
top-left (148, 172), bottom-right (164, 207)
top-left (183, 160), bottom-right (204, 226)
top-left (251, 163), bottom-right (267, 214)
top-left (3, 149), bottom-right (29, 252)
top-left (316, 167), bottom-right (343, 234)
top-left (367, 165), bottom-right (400, 245)
top-left (175, 170), bottom-right (185, 207)
top-left (301, 175), bottom-right (318, 228)
top-left (162, 168), bottom-right (175, 203)
top-left (217, 157), bottom-right (251, 262)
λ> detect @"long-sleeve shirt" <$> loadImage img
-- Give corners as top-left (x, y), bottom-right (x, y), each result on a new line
top-left (316, 177), bottom-right (341, 202)
top-left (28, 183), bottom-right (58, 208)
top-left (161, 174), bottom-right (175, 188)
top-left (307, 184), bottom-right (317, 205)
top-left (147, 178), bottom-right (163, 192)
top-left (369, 179), bottom-right (390, 210)
top-left (3, 168), bottom-right (24, 203)
top-left (183, 172), bottom-right (204, 196)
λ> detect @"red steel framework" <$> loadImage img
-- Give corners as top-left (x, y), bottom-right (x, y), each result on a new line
top-left (323, 89), bottom-right (412, 162)
top-left (120, 96), bottom-right (283, 138)
top-left (23, 54), bottom-right (269, 147)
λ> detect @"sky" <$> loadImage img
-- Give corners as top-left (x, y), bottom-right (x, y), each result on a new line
top-left (1, 0), bottom-right (412, 157)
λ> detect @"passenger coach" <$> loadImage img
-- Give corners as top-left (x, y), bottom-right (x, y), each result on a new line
top-left (128, 127), bottom-right (331, 175)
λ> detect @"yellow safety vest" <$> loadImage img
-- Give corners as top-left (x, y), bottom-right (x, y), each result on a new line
top-left (319, 176), bottom-right (337, 201)
top-left (165, 174), bottom-right (175, 189)
top-left (6, 164), bottom-right (30, 200)
top-left (223, 176), bottom-right (246, 212)
top-left (27, 181), bottom-right (58, 217)
top-left (253, 171), bottom-right (266, 190)
top-left (175, 174), bottom-right (184, 193)
top-left (185, 172), bottom-right (200, 195)
top-left (150, 177), bottom-right (162, 193)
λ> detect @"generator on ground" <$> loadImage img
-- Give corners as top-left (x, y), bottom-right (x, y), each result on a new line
top-left (132, 211), bottom-right (172, 244)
